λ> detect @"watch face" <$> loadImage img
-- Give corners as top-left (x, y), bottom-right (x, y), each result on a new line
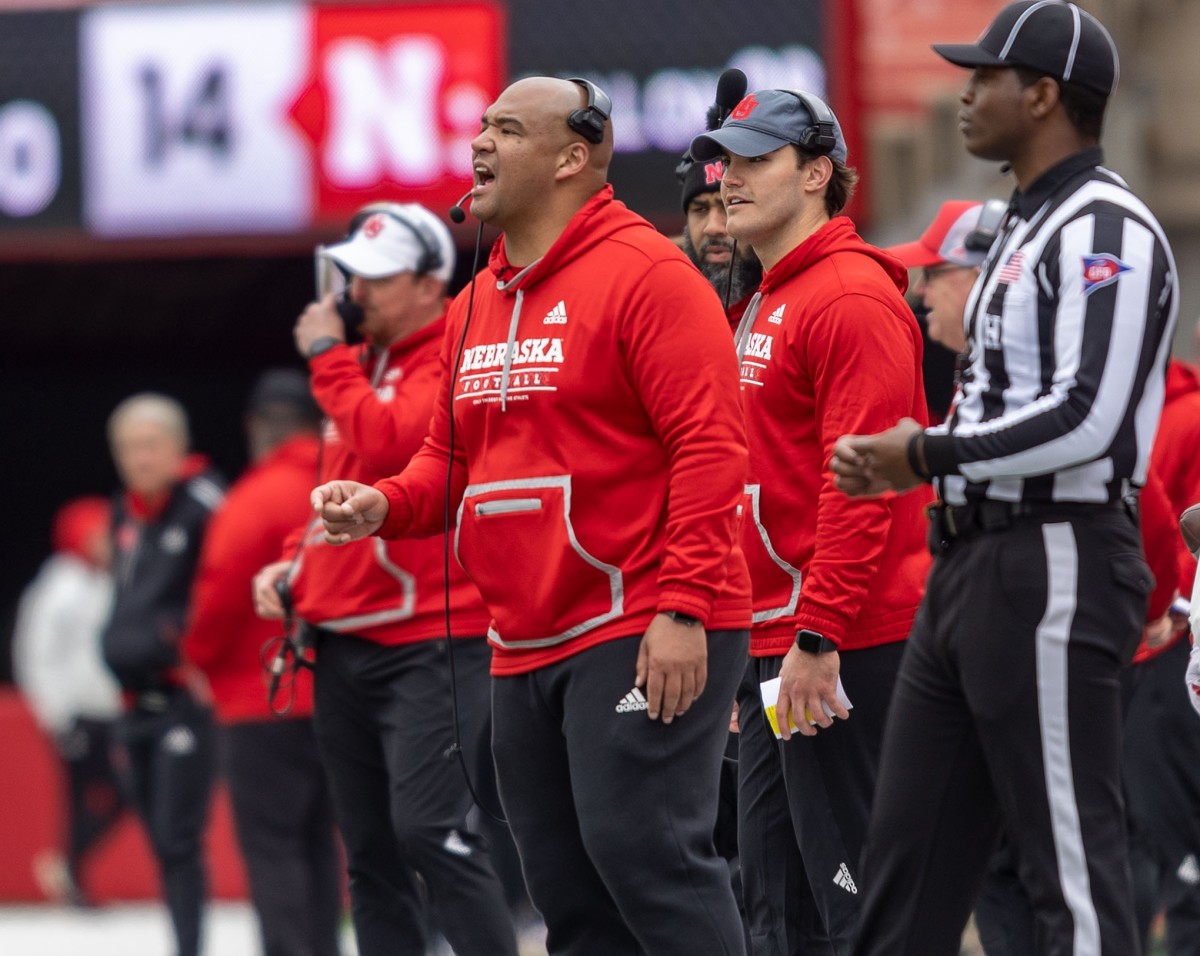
top-left (796, 629), bottom-right (832, 653)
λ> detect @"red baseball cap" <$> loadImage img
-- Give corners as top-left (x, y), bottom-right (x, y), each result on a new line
top-left (886, 201), bottom-right (984, 269)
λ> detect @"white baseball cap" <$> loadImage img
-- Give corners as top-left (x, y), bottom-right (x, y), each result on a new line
top-left (321, 203), bottom-right (456, 284)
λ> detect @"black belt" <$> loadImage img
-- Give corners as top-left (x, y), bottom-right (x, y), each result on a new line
top-left (926, 497), bottom-right (1134, 549)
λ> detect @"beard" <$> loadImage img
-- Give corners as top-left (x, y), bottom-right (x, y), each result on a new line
top-left (682, 231), bottom-right (763, 308)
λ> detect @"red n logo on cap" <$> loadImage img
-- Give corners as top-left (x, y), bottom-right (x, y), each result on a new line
top-left (730, 94), bottom-right (758, 120)
top-left (362, 214), bottom-right (385, 238)
top-left (704, 160), bottom-right (724, 184)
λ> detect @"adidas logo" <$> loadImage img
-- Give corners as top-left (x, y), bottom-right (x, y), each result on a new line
top-left (543, 300), bottom-right (568, 325)
top-left (443, 829), bottom-right (473, 858)
top-left (616, 687), bottom-right (649, 713)
top-left (767, 304), bottom-right (785, 325)
top-left (832, 862), bottom-right (858, 895)
top-left (1179, 854), bottom-right (1200, 886)
top-left (161, 725), bottom-right (196, 756)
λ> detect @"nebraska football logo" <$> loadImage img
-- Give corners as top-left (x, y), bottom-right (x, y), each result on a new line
top-left (1081, 253), bottom-right (1132, 296)
top-left (704, 160), bottom-right (724, 184)
top-left (362, 214), bottom-right (386, 238)
top-left (730, 94), bottom-right (759, 120)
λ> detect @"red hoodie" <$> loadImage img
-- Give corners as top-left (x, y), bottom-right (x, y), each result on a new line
top-left (1129, 467), bottom-right (1181, 664)
top-left (186, 435), bottom-right (320, 721)
top-left (376, 185), bottom-right (753, 676)
top-left (286, 318), bottom-right (491, 643)
top-left (1150, 359), bottom-right (1200, 596)
top-left (735, 216), bottom-right (933, 655)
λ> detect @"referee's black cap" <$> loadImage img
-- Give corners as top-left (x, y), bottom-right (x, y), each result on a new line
top-left (933, 1), bottom-right (1119, 97)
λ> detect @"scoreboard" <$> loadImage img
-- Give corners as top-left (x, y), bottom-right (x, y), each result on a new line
top-left (0, 0), bottom-right (831, 251)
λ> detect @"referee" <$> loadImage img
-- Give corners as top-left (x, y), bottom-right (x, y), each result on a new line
top-left (830, 3), bottom-right (1178, 954)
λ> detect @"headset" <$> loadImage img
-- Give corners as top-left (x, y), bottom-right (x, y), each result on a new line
top-left (346, 202), bottom-right (446, 277)
top-left (964, 197), bottom-right (1011, 253)
top-left (780, 89), bottom-right (839, 157)
top-left (566, 77), bottom-right (612, 145)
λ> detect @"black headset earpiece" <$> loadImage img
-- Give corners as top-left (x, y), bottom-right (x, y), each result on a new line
top-left (565, 77), bottom-right (612, 146)
top-left (781, 89), bottom-right (838, 157)
top-left (347, 202), bottom-right (444, 276)
top-left (964, 198), bottom-right (1011, 253)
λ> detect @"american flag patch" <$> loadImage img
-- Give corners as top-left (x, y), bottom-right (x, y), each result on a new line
top-left (996, 251), bottom-right (1024, 284)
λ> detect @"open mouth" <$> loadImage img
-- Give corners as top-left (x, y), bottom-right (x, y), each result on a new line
top-left (474, 164), bottom-right (496, 190)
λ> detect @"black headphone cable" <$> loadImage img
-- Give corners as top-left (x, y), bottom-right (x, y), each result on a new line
top-left (440, 219), bottom-right (508, 825)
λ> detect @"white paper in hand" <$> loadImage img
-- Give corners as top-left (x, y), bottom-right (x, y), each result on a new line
top-left (759, 675), bottom-right (852, 739)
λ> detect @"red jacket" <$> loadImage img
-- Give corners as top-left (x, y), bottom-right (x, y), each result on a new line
top-left (1150, 359), bottom-right (1200, 596)
top-left (1130, 467), bottom-right (1181, 665)
top-left (185, 436), bottom-right (318, 721)
top-left (376, 186), bottom-right (753, 675)
top-left (736, 216), bottom-right (932, 656)
top-left (287, 319), bottom-right (491, 643)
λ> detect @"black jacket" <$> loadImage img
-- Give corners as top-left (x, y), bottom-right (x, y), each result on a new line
top-left (102, 468), bottom-right (224, 691)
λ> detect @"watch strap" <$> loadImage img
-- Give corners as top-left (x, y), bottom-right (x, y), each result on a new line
top-left (306, 335), bottom-right (344, 359)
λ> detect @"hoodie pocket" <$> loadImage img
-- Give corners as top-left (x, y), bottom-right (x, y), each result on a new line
top-left (741, 484), bottom-right (803, 624)
top-left (455, 476), bottom-right (623, 647)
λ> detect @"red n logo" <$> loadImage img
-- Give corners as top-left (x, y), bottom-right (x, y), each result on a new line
top-left (704, 160), bottom-right (723, 184)
top-left (730, 94), bottom-right (758, 120)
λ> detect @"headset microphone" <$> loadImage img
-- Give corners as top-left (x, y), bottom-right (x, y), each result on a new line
top-left (713, 68), bottom-right (748, 128)
top-left (448, 188), bottom-right (474, 224)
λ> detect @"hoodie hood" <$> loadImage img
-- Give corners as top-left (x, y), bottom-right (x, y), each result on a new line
top-left (482, 185), bottom-right (660, 410)
top-left (487, 185), bottom-right (648, 294)
top-left (1165, 358), bottom-right (1200, 404)
top-left (760, 216), bottom-right (909, 297)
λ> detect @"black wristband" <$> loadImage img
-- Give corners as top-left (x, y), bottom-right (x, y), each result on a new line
top-left (906, 431), bottom-right (931, 482)
top-left (666, 610), bottom-right (701, 627)
top-left (306, 336), bottom-right (343, 359)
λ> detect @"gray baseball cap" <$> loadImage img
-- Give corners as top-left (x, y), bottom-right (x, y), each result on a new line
top-left (689, 88), bottom-right (848, 165)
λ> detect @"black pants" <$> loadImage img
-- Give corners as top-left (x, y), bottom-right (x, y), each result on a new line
top-left (223, 718), bottom-right (342, 956)
top-left (115, 690), bottom-right (217, 956)
top-left (491, 630), bottom-right (750, 956)
top-left (311, 632), bottom-right (516, 956)
top-left (737, 643), bottom-right (905, 956)
top-left (59, 716), bottom-right (125, 890)
top-left (854, 509), bottom-right (1149, 956)
top-left (1122, 636), bottom-right (1200, 955)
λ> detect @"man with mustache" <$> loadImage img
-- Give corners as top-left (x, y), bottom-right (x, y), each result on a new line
top-left (677, 152), bottom-right (762, 327)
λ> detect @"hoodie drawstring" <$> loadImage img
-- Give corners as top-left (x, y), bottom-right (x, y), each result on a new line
top-left (494, 259), bottom-right (541, 413)
top-left (499, 290), bottom-right (524, 412)
top-left (734, 291), bottom-right (764, 364)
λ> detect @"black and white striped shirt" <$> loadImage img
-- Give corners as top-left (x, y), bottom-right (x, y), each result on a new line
top-left (923, 148), bottom-right (1178, 506)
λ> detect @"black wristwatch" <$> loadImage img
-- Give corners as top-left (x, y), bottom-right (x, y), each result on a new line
top-left (666, 610), bottom-right (701, 627)
top-left (306, 335), bottom-right (343, 359)
top-left (795, 629), bottom-right (837, 654)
